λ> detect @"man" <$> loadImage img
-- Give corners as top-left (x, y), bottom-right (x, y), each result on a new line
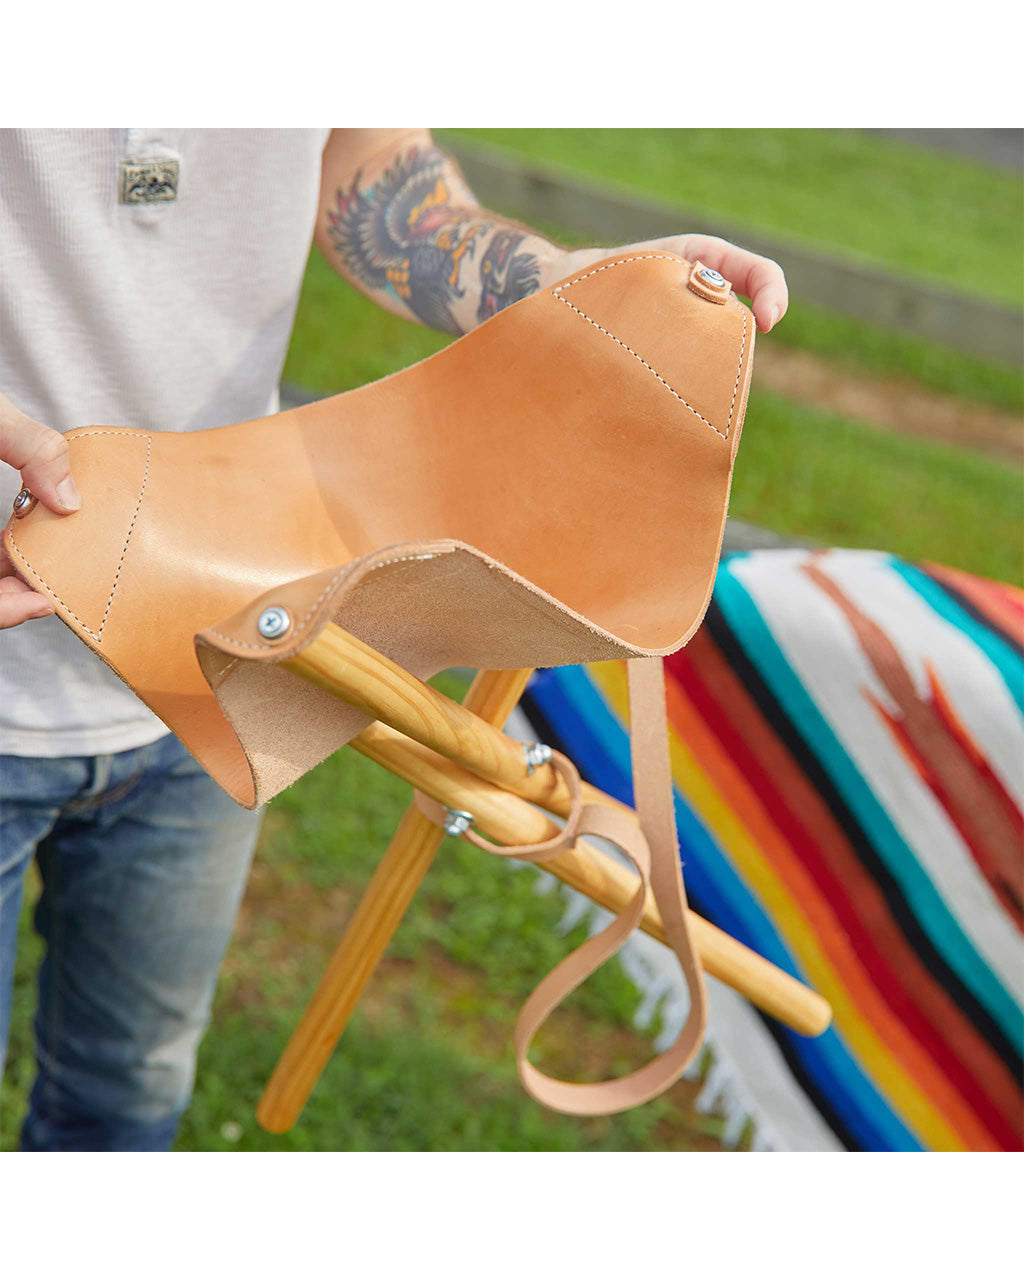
top-left (0, 128), bottom-right (788, 1150)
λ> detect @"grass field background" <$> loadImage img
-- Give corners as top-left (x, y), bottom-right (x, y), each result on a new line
top-left (442, 128), bottom-right (1024, 306)
top-left (2, 128), bottom-right (1020, 1152)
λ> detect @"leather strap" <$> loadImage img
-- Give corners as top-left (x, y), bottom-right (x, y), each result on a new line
top-left (414, 656), bottom-right (706, 1116)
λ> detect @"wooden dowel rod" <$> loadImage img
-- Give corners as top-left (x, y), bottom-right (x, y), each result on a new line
top-left (284, 623), bottom-right (574, 812)
top-left (283, 628), bottom-right (831, 1037)
top-left (256, 668), bottom-right (533, 1134)
top-left (351, 722), bottom-right (833, 1039)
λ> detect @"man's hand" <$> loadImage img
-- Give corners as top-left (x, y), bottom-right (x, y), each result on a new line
top-left (546, 235), bottom-right (789, 334)
top-left (0, 392), bottom-right (81, 629)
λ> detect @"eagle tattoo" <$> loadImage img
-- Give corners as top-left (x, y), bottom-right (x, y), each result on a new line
top-left (476, 229), bottom-right (541, 323)
top-left (327, 145), bottom-right (541, 334)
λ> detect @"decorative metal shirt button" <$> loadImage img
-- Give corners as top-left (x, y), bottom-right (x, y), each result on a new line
top-left (119, 160), bottom-right (180, 204)
top-left (12, 487), bottom-right (36, 518)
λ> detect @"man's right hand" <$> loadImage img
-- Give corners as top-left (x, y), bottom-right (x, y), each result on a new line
top-left (0, 391), bottom-right (81, 629)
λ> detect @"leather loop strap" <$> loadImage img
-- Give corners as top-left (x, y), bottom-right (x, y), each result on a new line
top-left (415, 750), bottom-right (585, 862)
top-left (415, 656), bottom-right (707, 1116)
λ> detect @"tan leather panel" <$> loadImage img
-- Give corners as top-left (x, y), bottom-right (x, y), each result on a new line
top-left (7, 429), bottom-right (151, 639)
top-left (197, 544), bottom-right (638, 807)
top-left (550, 253), bottom-right (750, 439)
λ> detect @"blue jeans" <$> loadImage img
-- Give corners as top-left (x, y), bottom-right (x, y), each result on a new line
top-left (0, 734), bottom-right (262, 1151)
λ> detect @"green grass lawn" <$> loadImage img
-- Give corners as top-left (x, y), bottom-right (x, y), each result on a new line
top-left (763, 301), bottom-right (1022, 415)
top-left (441, 129), bottom-right (1024, 307)
top-left (735, 388), bottom-right (1022, 585)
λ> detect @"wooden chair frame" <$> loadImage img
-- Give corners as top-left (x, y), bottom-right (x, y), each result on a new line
top-left (256, 625), bottom-right (832, 1133)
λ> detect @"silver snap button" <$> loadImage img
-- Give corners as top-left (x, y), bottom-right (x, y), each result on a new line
top-left (256, 606), bottom-right (291, 641)
top-left (12, 487), bottom-right (34, 514)
top-left (698, 267), bottom-right (726, 286)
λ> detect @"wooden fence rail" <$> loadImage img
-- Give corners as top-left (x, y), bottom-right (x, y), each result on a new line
top-left (446, 140), bottom-right (1023, 367)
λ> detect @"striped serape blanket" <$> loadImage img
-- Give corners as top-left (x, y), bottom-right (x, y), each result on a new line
top-left (522, 548), bottom-right (1023, 1151)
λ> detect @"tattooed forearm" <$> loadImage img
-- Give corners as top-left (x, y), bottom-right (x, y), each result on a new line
top-left (324, 143), bottom-right (549, 335)
top-left (475, 229), bottom-right (541, 324)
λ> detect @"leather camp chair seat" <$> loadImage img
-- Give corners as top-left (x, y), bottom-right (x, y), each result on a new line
top-left (4, 249), bottom-right (762, 1118)
top-left (5, 251), bottom-right (754, 810)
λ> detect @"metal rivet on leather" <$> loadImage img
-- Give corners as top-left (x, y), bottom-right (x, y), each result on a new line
top-left (256, 606), bottom-right (291, 641)
top-left (687, 260), bottom-right (731, 304)
top-left (12, 487), bottom-right (37, 518)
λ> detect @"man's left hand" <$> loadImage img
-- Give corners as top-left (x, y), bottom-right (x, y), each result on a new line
top-left (546, 235), bottom-right (789, 334)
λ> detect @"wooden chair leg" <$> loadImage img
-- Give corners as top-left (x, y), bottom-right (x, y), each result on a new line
top-left (256, 668), bottom-right (532, 1134)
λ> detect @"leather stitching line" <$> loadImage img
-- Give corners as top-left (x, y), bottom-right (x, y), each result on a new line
top-left (5, 538), bottom-right (102, 638)
top-left (553, 292), bottom-right (728, 440)
top-left (6, 432), bottom-right (151, 642)
top-left (204, 553), bottom-right (441, 652)
top-left (96, 436), bottom-right (151, 638)
top-left (206, 568), bottom-right (349, 651)
top-left (553, 252), bottom-right (682, 290)
top-left (554, 253), bottom-right (747, 441)
top-left (727, 308), bottom-right (748, 431)
top-left (358, 551), bottom-right (439, 571)
top-left (347, 551), bottom-right (441, 587)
